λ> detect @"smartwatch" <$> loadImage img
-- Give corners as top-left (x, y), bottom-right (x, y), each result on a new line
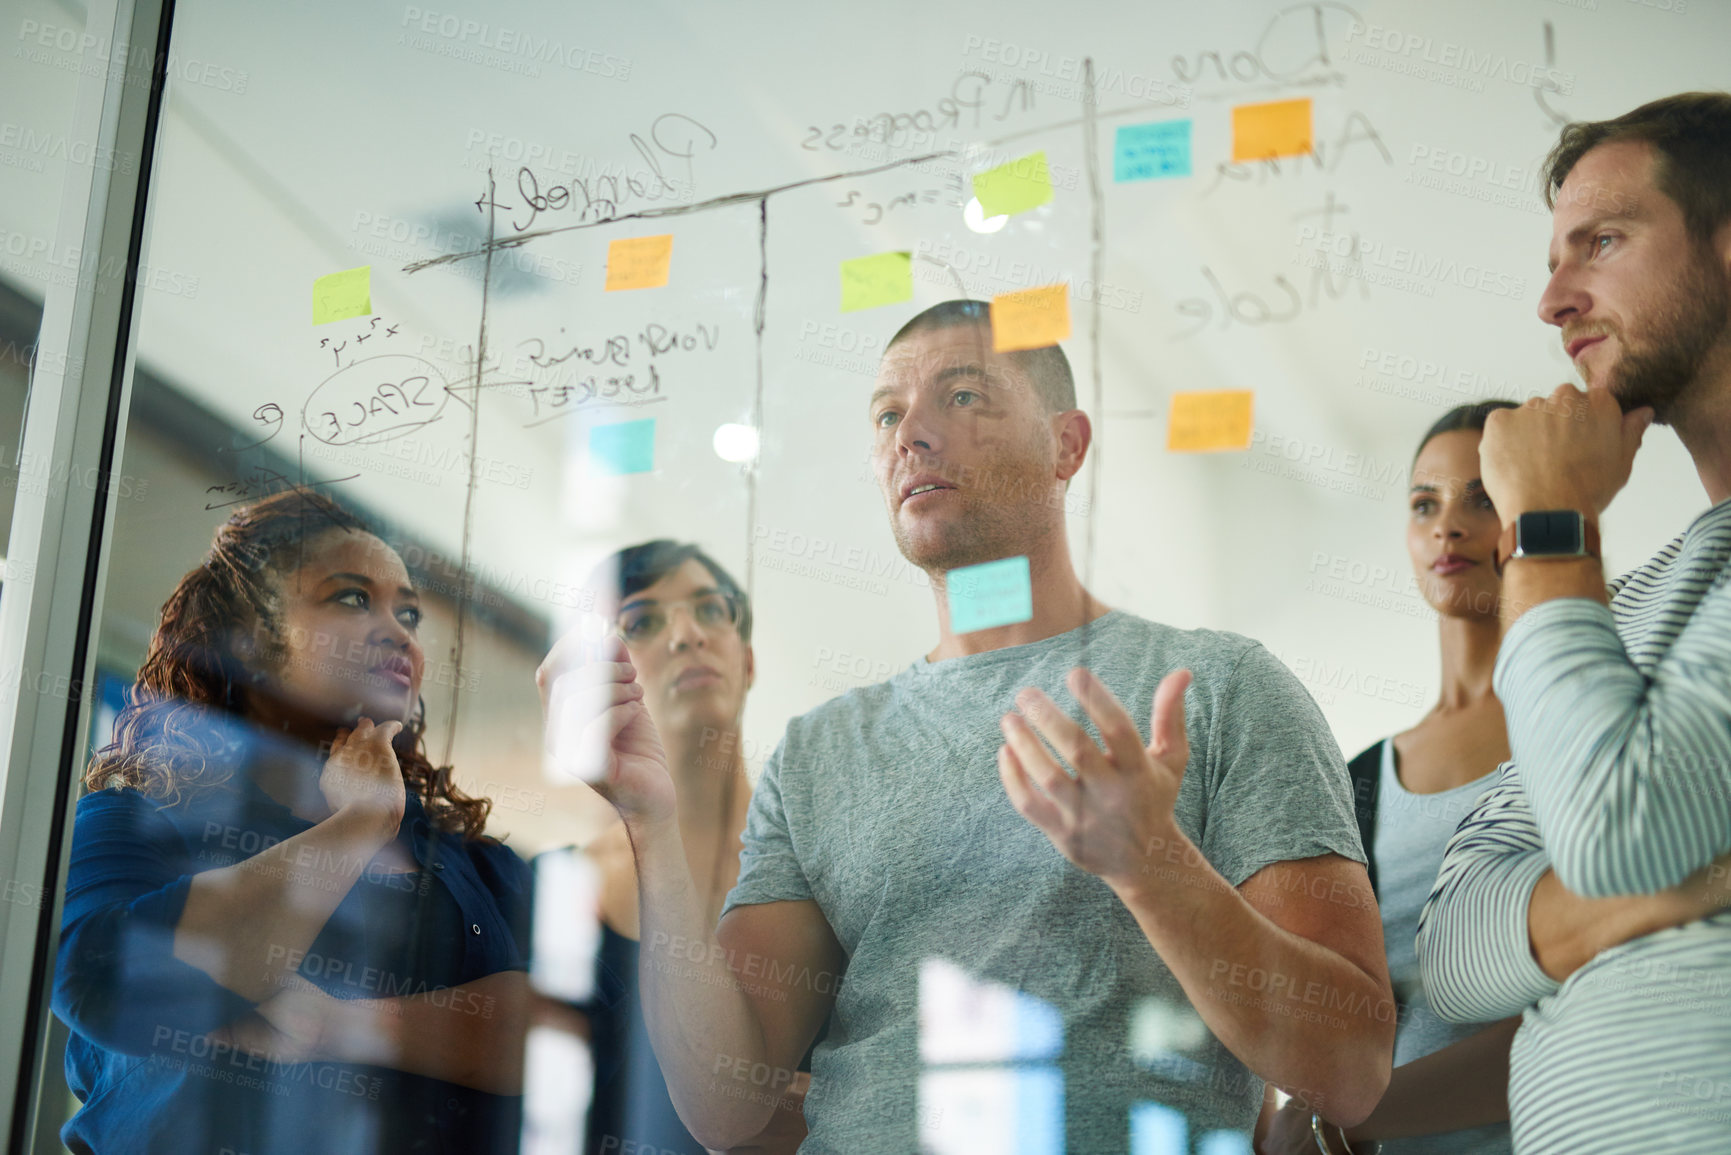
top-left (1494, 510), bottom-right (1601, 575)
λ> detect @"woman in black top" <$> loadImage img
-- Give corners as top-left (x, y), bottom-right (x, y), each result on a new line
top-left (537, 540), bottom-right (806, 1155)
top-left (1259, 404), bottom-right (1520, 1154)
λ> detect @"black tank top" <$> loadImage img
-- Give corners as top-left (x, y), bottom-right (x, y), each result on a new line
top-left (583, 923), bottom-right (709, 1155)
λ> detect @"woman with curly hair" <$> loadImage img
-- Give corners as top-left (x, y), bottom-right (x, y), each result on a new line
top-left (52, 488), bottom-right (532, 1155)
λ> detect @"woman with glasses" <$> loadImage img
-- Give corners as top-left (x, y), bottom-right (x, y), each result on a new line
top-left (537, 540), bottom-right (804, 1155)
top-left (52, 489), bottom-right (532, 1155)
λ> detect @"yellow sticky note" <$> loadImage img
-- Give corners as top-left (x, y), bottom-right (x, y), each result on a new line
top-left (972, 151), bottom-right (1053, 218)
top-left (313, 266), bottom-right (371, 326)
top-left (840, 251), bottom-right (913, 313)
top-left (1231, 98), bottom-right (1313, 162)
top-left (604, 234), bottom-right (673, 291)
top-left (990, 285), bottom-right (1070, 352)
top-left (1167, 390), bottom-right (1254, 452)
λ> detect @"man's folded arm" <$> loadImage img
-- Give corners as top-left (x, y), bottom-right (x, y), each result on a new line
top-left (1496, 591), bottom-right (1731, 897)
top-left (1417, 770), bottom-right (1560, 1023)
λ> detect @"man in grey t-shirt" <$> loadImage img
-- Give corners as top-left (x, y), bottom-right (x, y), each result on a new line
top-left (564, 301), bottom-right (1394, 1153)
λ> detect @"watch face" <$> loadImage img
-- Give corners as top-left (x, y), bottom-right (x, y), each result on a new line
top-left (1518, 511), bottom-right (1584, 556)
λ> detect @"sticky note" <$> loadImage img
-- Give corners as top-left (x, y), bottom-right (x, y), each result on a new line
top-left (1231, 98), bottom-right (1312, 163)
top-left (972, 151), bottom-right (1053, 218)
top-left (313, 266), bottom-right (370, 325)
top-left (1114, 120), bottom-right (1192, 182)
top-left (604, 234), bottom-right (673, 291)
top-left (840, 251), bottom-right (913, 312)
top-left (948, 556), bottom-right (1033, 634)
top-left (589, 419), bottom-right (655, 475)
top-left (990, 285), bottom-right (1070, 352)
top-left (1166, 390), bottom-right (1254, 452)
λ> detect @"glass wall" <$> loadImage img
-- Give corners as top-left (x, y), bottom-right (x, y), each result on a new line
top-left (7, 0), bottom-right (1730, 1152)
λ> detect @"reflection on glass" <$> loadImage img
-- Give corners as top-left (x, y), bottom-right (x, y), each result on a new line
top-left (1130, 1101), bottom-right (1186, 1154)
top-left (1197, 1128), bottom-right (1254, 1155)
top-left (920, 1066), bottom-right (1064, 1155)
top-left (918, 957), bottom-right (1062, 1064)
top-left (1129, 996), bottom-right (1210, 1082)
top-left (530, 846), bottom-right (602, 1003)
top-left (522, 1023), bottom-right (593, 1155)
top-left (1129, 1102), bottom-right (1251, 1155)
top-left (919, 958), bottom-right (1064, 1152)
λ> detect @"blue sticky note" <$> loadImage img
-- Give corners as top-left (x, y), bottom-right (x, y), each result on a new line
top-left (589, 419), bottom-right (655, 475)
top-left (1114, 120), bottom-right (1192, 182)
top-left (947, 556), bottom-right (1033, 634)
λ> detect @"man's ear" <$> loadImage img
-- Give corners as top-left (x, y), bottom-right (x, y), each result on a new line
top-left (743, 643), bottom-right (756, 692)
top-left (1054, 409), bottom-right (1092, 481)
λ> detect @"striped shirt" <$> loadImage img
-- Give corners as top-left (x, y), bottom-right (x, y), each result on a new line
top-left (1417, 498), bottom-right (1731, 1153)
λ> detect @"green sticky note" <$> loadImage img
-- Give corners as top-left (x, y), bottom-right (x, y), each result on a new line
top-left (947, 556), bottom-right (1033, 634)
top-left (313, 266), bottom-right (371, 326)
top-left (972, 151), bottom-right (1053, 218)
top-left (589, 418), bottom-right (655, 475)
top-left (840, 251), bottom-right (913, 313)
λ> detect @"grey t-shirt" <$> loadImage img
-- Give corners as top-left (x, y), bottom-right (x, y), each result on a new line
top-left (723, 610), bottom-right (1365, 1154)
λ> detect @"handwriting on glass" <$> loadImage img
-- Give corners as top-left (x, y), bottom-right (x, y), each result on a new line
top-left (317, 315), bottom-right (403, 368)
top-left (511, 321), bottom-right (716, 426)
top-left (304, 354), bottom-right (450, 446)
top-left (800, 73), bottom-right (1034, 153)
top-left (478, 113), bottom-right (718, 233)
top-left (833, 178), bottom-right (966, 225)
top-left (205, 463), bottom-right (358, 511)
top-left (1171, 2), bottom-right (1362, 88)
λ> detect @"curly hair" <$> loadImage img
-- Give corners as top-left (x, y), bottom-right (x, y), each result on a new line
top-left (84, 487), bottom-right (495, 840)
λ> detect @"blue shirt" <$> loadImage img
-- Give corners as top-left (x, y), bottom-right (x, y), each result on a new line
top-left (52, 716), bottom-right (534, 1155)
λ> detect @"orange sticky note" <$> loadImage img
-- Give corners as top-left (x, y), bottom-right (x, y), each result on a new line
top-left (1231, 98), bottom-right (1313, 162)
top-left (1167, 390), bottom-right (1254, 452)
top-left (604, 234), bottom-right (673, 291)
top-left (990, 285), bottom-right (1070, 352)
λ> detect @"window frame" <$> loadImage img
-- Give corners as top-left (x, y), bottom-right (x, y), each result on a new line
top-left (0, 0), bottom-right (174, 1146)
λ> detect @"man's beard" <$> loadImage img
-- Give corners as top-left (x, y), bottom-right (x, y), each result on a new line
top-left (1583, 251), bottom-right (1731, 423)
top-left (890, 488), bottom-right (1032, 573)
top-left (886, 457), bottom-right (1056, 574)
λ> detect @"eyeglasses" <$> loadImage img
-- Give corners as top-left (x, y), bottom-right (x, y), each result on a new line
top-left (615, 591), bottom-right (742, 643)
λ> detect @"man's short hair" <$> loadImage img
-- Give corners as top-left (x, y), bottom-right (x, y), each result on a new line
top-left (1542, 91), bottom-right (1731, 243)
top-left (886, 299), bottom-right (1077, 414)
